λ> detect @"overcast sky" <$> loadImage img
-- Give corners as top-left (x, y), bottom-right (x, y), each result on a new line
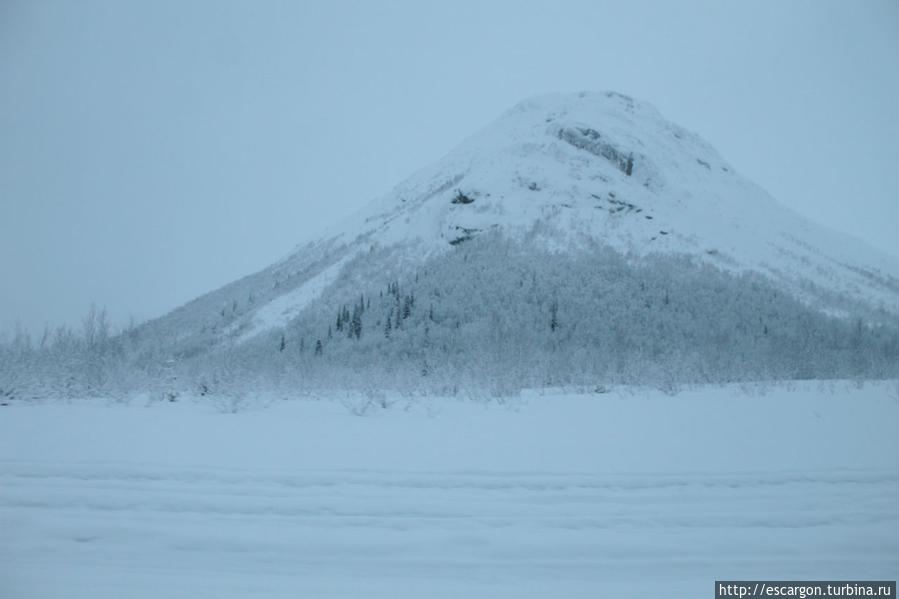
top-left (1, 0), bottom-right (897, 334)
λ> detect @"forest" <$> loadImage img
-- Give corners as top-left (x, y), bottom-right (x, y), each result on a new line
top-left (3, 233), bottom-right (898, 402)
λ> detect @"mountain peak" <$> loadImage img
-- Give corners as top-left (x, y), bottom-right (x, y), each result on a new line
top-left (144, 91), bottom-right (899, 357)
top-left (501, 90), bottom-right (657, 126)
top-left (330, 90), bottom-right (728, 248)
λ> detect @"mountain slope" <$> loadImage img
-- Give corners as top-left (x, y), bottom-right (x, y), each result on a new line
top-left (117, 92), bottom-right (899, 391)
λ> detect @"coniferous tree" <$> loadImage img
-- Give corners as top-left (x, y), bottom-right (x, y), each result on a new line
top-left (351, 308), bottom-right (362, 340)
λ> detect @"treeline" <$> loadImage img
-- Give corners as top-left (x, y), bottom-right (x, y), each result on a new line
top-left (3, 234), bottom-right (898, 401)
top-left (0, 305), bottom-right (155, 401)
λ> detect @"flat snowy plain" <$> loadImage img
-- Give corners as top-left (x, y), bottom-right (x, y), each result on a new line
top-left (1, 381), bottom-right (897, 598)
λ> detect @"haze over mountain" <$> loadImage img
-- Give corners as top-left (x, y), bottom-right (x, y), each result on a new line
top-left (4, 92), bottom-right (899, 398)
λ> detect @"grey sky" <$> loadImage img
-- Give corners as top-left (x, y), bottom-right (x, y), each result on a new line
top-left (1, 0), bottom-right (897, 334)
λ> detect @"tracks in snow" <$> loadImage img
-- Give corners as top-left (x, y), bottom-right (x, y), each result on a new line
top-left (2, 461), bottom-right (897, 589)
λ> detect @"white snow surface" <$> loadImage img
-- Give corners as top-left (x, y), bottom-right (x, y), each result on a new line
top-left (231, 251), bottom-right (357, 342)
top-left (1, 381), bottom-right (897, 598)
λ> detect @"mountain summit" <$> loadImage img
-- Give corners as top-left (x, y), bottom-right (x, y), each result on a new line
top-left (79, 93), bottom-right (899, 393)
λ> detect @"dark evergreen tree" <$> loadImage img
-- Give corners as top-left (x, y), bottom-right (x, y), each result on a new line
top-left (351, 308), bottom-right (362, 340)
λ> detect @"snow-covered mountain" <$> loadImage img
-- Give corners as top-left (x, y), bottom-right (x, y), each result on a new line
top-left (226, 93), bottom-right (894, 334)
top-left (127, 91), bottom-right (898, 390)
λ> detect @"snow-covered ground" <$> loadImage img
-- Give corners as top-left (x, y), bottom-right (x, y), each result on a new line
top-left (1, 381), bottom-right (897, 598)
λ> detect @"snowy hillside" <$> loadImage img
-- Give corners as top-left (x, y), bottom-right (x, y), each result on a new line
top-left (224, 91), bottom-right (898, 338)
top-left (133, 91), bottom-right (898, 350)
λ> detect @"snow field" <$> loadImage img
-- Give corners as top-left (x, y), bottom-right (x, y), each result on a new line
top-left (1, 381), bottom-right (897, 598)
